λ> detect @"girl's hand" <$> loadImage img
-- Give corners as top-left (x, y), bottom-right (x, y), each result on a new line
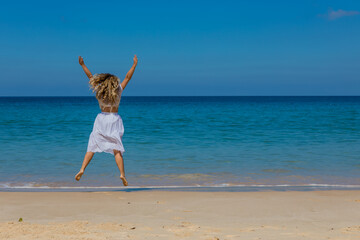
top-left (133, 55), bottom-right (138, 65)
top-left (79, 56), bottom-right (84, 66)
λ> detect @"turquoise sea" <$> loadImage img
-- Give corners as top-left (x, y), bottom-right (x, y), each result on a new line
top-left (0, 96), bottom-right (360, 191)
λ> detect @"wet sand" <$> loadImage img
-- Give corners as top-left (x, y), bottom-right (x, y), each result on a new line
top-left (0, 190), bottom-right (359, 239)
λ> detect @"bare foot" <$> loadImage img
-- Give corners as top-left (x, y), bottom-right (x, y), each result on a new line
top-left (120, 176), bottom-right (128, 186)
top-left (75, 170), bottom-right (84, 181)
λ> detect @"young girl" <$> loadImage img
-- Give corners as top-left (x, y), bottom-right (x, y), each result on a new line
top-left (75, 55), bottom-right (138, 186)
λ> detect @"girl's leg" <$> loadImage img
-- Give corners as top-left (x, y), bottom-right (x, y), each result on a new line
top-left (114, 150), bottom-right (128, 186)
top-left (75, 152), bottom-right (94, 181)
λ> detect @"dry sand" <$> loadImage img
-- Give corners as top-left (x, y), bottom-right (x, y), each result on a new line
top-left (0, 190), bottom-right (359, 239)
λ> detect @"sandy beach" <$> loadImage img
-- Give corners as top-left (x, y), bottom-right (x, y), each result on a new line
top-left (0, 190), bottom-right (359, 239)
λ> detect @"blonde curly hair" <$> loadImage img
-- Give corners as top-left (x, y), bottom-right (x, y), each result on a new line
top-left (89, 73), bottom-right (120, 104)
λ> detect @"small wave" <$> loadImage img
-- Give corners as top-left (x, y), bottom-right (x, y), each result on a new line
top-left (138, 173), bottom-right (214, 181)
top-left (1, 182), bottom-right (360, 190)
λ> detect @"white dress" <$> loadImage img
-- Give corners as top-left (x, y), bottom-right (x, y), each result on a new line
top-left (87, 81), bottom-right (125, 156)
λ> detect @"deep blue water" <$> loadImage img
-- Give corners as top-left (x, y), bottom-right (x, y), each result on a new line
top-left (0, 96), bottom-right (360, 190)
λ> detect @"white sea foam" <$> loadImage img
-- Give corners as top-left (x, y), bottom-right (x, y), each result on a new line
top-left (1, 182), bottom-right (360, 190)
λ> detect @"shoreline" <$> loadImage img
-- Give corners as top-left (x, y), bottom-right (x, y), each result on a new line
top-left (1, 183), bottom-right (360, 192)
top-left (1, 190), bottom-right (359, 239)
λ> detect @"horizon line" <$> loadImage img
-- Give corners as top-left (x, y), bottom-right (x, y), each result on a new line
top-left (1, 95), bottom-right (360, 98)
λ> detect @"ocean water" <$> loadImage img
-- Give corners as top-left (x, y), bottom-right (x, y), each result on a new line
top-left (0, 96), bottom-right (360, 191)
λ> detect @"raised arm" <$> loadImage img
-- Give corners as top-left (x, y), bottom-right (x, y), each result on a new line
top-left (78, 56), bottom-right (93, 79)
top-left (121, 55), bottom-right (138, 90)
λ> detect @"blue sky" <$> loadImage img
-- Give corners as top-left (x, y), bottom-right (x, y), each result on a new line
top-left (1, 0), bottom-right (359, 96)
